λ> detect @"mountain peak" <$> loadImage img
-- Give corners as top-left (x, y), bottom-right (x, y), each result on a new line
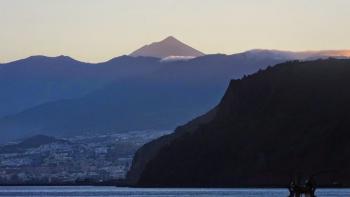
top-left (130, 36), bottom-right (205, 59)
top-left (162, 36), bottom-right (178, 42)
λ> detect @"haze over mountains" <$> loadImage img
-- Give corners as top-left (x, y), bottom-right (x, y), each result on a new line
top-left (246, 49), bottom-right (350, 60)
top-left (0, 36), bottom-right (349, 143)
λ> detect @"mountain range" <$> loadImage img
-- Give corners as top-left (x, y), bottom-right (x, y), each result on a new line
top-left (0, 53), bottom-right (284, 143)
top-left (128, 59), bottom-right (350, 187)
top-left (0, 36), bottom-right (350, 143)
top-left (0, 55), bottom-right (161, 118)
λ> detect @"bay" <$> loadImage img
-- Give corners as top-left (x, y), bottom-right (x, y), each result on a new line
top-left (0, 186), bottom-right (349, 196)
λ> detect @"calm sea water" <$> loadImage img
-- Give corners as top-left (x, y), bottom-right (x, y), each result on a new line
top-left (0, 186), bottom-right (349, 197)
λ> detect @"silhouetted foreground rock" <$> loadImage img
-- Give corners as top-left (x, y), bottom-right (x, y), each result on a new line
top-left (128, 59), bottom-right (350, 187)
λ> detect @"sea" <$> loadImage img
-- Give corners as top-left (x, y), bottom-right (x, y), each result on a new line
top-left (0, 186), bottom-right (349, 197)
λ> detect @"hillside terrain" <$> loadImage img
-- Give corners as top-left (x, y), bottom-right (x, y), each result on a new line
top-left (128, 59), bottom-right (350, 187)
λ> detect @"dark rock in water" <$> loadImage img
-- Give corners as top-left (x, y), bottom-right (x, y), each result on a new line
top-left (128, 59), bottom-right (350, 187)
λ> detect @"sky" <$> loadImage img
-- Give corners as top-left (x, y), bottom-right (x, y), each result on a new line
top-left (1, 0), bottom-right (350, 63)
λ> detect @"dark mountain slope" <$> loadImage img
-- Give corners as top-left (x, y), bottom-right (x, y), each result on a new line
top-left (0, 53), bottom-right (284, 143)
top-left (129, 59), bottom-right (350, 187)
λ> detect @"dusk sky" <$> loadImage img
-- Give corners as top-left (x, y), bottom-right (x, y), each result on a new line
top-left (1, 0), bottom-right (350, 63)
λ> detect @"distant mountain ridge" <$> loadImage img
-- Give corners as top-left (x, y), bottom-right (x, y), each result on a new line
top-left (1, 40), bottom-right (350, 143)
top-left (0, 55), bottom-right (161, 117)
top-left (130, 36), bottom-right (205, 58)
top-left (0, 53), bottom-right (286, 143)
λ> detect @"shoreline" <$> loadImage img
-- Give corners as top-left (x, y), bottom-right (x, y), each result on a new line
top-left (0, 184), bottom-right (348, 189)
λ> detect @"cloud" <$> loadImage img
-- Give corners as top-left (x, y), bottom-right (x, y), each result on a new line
top-left (160, 56), bottom-right (196, 62)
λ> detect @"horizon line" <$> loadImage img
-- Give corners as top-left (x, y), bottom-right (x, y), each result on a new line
top-left (2, 48), bottom-right (350, 64)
